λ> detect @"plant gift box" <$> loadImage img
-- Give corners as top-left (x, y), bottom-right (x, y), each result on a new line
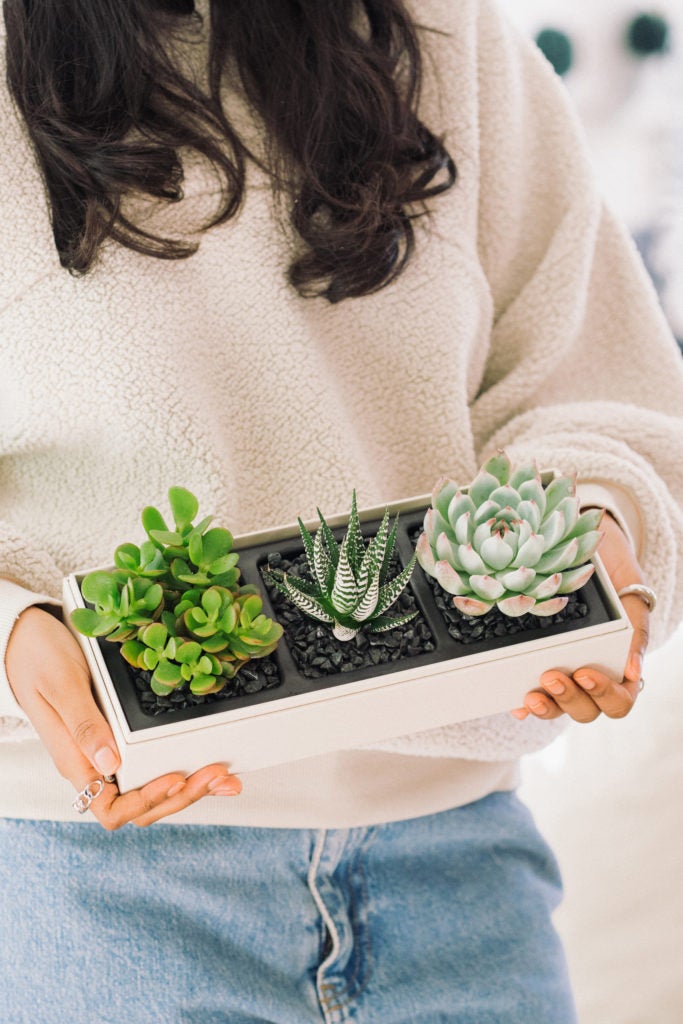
top-left (63, 458), bottom-right (634, 792)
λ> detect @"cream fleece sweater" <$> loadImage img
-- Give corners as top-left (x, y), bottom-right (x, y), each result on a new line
top-left (1, 0), bottom-right (682, 826)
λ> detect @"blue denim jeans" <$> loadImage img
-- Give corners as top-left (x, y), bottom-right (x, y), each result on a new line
top-left (0, 791), bottom-right (576, 1023)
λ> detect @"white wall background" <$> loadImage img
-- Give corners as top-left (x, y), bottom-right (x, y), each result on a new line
top-left (495, 3), bottom-right (683, 1020)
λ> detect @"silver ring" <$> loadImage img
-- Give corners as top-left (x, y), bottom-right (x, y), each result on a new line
top-left (72, 779), bottom-right (106, 815)
top-left (617, 584), bottom-right (657, 613)
top-left (638, 678), bottom-right (645, 693)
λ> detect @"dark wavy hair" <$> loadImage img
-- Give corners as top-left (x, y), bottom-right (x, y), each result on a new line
top-left (4, 0), bottom-right (456, 302)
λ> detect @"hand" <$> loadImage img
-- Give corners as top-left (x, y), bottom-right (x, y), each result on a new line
top-left (511, 511), bottom-right (649, 724)
top-left (6, 606), bottom-right (242, 828)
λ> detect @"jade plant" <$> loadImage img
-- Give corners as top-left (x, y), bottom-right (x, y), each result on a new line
top-left (264, 491), bottom-right (418, 641)
top-left (417, 451), bottom-right (603, 618)
top-left (71, 487), bottom-right (282, 696)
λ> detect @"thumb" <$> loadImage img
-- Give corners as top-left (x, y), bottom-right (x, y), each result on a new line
top-left (52, 673), bottom-right (121, 776)
top-left (6, 607), bottom-right (121, 776)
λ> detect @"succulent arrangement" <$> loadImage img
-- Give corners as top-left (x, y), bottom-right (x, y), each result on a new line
top-left (417, 451), bottom-right (603, 618)
top-left (71, 488), bottom-right (283, 696)
top-left (264, 491), bottom-right (418, 641)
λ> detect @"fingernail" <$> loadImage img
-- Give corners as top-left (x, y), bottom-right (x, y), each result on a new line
top-left (208, 775), bottom-right (241, 795)
top-left (574, 674), bottom-right (596, 691)
top-left (510, 708), bottom-right (528, 720)
top-left (208, 775), bottom-right (230, 791)
top-left (166, 781), bottom-right (186, 798)
top-left (528, 700), bottom-right (547, 714)
top-left (94, 747), bottom-right (119, 775)
top-left (545, 679), bottom-right (565, 696)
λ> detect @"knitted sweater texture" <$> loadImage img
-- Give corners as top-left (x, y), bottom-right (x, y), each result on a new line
top-left (1, 0), bottom-right (682, 824)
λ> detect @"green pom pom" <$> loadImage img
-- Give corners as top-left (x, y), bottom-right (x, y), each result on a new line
top-left (626, 13), bottom-right (669, 56)
top-left (535, 28), bottom-right (574, 77)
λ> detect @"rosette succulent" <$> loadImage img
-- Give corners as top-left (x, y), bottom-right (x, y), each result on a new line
top-left (265, 491), bottom-right (417, 641)
top-left (71, 488), bottom-right (282, 695)
top-left (417, 452), bottom-right (603, 618)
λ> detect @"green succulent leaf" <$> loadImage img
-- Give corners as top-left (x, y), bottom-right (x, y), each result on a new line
top-left (142, 648), bottom-right (160, 671)
top-left (201, 588), bottom-right (222, 617)
top-left (190, 674), bottom-right (223, 695)
top-left (152, 661), bottom-right (183, 686)
top-left (139, 622), bottom-right (168, 651)
top-left (431, 478), bottom-right (459, 521)
top-left (81, 571), bottom-right (119, 607)
top-left (149, 529), bottom-right (184, 547)
top-left (200, 528), bottom-right (234, 565)
top-left (469, 471), bottom-right (500, 507)
top-left (207, 553), bottom-right (238, 576)
top-left (188, 530), bottom-right (204, 567)
top-left (483, 450), bottom-right (512, 486)
top-left (150, 677), bottom-right (175, 697)
top-left (142, 583), bottom-right (164, 611)
top-left (544, 475), bottom-right (576, 516)
top-left (141, 505), bottom-right (168, 539)
top-left (120, 640), bottom-right (145, 667)
top-left (70, 608), bottom-right (116, 637)
top-left (114, 544), bottom-right (140, 572)
top-left (239, 594), bottom-right (263, 625)
top-left (168, 487), bottom-right (199, 531)
top-left (175, 641), bottom-right (202, 664)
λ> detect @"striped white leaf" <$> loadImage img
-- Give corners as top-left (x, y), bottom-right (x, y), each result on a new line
top-left (316, 509), bottom-right (340, 568)
top-left (297, 517), bottom-right (316, 573)
top-left (358, 511), bottom-right (389, 591)
top-left (351, 576), bottom-right (380, 622)
top-left (330, 534), bottom-right (359, 614)
top-left (345, 490), bottom-right (366, 575)
top-left (379, 515), bottom-right (399, 583)
top-left (313, 524), bottom-right (333, 592)
top-left (282, 576), bottom-right (333, 623)
top-left (374, 554), bottom-right (417, 617)
top-left (366, 610), bottom-right (419, 633)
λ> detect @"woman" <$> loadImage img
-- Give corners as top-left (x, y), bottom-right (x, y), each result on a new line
top-left (1, 1), bottom-right (682, 1021)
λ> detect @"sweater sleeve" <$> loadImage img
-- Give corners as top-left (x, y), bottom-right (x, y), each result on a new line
top-left (0, 531), bottom-right (63, 731)
top-left (470, 0), bottom-right (683, 651)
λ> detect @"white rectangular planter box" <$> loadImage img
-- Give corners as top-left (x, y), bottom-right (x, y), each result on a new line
top-left (63, 493), bottom-right (633, 792)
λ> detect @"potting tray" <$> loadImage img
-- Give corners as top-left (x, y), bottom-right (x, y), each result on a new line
top-left (63, 493), bottom-right (633, 791)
